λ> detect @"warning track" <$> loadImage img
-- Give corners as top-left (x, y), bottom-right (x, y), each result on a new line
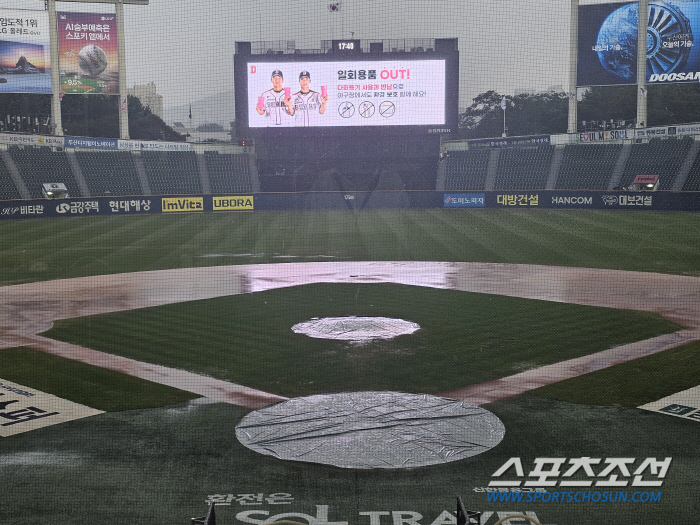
top-left (1, 262), bottom-right (699, 408)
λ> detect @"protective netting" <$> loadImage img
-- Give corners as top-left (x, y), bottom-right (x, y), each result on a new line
top-left (291, 316), bottom-right (420, 341)
top-left (236, 391), bottom-right (505, 469)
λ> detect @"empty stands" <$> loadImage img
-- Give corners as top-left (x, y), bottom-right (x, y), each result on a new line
top-left (141, 151), bottom-right (202, 195)
top-left (205, 152), bottom-right (253, 193)
top-left (1, 136), bottom-right (699, 201)
top-left (556, 144), bottom-right (622, 190)
top-left (618, 137), bottom-right (693, 191)
top-left (443, 150), bottom-right (491, 190)
top-left (0, 157), bottom-right (21, 200)
top-left (493, 145), bottom-right (555, 190)
top-left (76, 151), bottom-right (143, 197)
top-left (9, 147), bottom-right (82, 199)
top-left (682, 147), bottom-right (700, 191)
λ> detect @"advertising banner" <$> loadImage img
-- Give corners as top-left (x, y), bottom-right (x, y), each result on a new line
top-left (577, 129), bottom-right (632, 142)
top-left (0, 9), bottom-right (51, 93)
top-left (117, 139), bottom-right (192, 151)
top-left (578, 2), bottom-right (638, 86)
top-left (57, 12), bottom-right (118, 94)
top-left (443, 193), bottom-right (485, 207)
top-left (247, 59), bottom-right (446, 128)
top-left (0, 133), bottom-right (63, 147)
top-left (579, 1), bottom-right (700, 86)
top-left (468, 135), bottom-right (550, 149)
top-left (2, 192), bottom-right (700, 221)
top-left (64, 136), bottom-right (118, 149)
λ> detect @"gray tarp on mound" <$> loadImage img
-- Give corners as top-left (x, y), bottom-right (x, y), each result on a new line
top-left (291, 316), bottom-right (420, 341)
top-left (236, 391), bottom-right (505, 469)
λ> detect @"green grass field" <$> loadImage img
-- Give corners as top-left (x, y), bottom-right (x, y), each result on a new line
top-left (2, 209), bottom-right (700, 286)
top-left (1, 209), bottom-right (699, 525)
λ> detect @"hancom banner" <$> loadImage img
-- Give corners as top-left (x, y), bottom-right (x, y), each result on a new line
top-left (580, 1), bottom-right (700, 86)
top-left (0, 9), bottom-right (51, 93)
top-left (57, 12), bottom-right (118, 94)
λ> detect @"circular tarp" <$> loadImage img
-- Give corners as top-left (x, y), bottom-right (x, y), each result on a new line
top-left (235, 391), bottom-right (505, 469)
top-left (291, 316), bottom-right (420, 341)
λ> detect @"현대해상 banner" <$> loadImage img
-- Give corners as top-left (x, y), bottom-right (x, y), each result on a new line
top-left (57, 11), bottom-right (119, 94)
top-left (0, 9), bottom-right (52, 93)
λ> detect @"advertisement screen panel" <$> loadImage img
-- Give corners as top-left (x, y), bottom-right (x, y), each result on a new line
top-left (246, 59), bottom-right (446, 128)
top-left (578, 2), bottom-right (638, 86)
top-left (579, 1), bottom-right (700, 86)
top-left (645, 0), bottom-right (700, 84)
top-left (0, 9), bottom-right (51, 93)
top-left (57, 12), bottom-right (118, 94)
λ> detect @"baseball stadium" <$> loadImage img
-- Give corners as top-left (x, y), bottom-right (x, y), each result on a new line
top-left (1, 1), bottom-right (699, 524)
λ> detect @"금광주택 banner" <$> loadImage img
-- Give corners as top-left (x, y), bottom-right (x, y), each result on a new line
top-left (579, 1), bottom-right (700, 86)
top-left (57, 11), bottom-right (118, 94)
top-left (0, 9), bottom-right (51, 93)
top-left (246, 59), bottom-right (446, 128)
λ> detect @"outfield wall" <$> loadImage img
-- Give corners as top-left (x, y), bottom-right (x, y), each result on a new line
top-left (2, 191), bottom-right (700, 220)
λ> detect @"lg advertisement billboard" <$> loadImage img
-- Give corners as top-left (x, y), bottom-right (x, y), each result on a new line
top-left (579, 0), bottom-right (700, 86)
top-left (0, 9), bottom-right (51, 93)
top-left (235, 51), bottom-right (459, 136)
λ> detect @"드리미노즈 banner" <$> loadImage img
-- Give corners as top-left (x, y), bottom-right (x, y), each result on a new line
top-left (57, 12), bottom-right (119, 94)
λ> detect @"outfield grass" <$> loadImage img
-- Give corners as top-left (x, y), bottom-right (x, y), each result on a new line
top-left (42, 283), bottom-right (681, 399)
top-left (0, 347), bottom-right (198, 411)
top-left (2, 209), bottom-right (700, 285)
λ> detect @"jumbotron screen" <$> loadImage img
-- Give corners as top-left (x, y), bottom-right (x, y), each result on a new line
top-left (234, 51), bottom-right (458, 135)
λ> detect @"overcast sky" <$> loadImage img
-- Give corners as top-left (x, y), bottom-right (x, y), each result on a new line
top-left (0, 0), bottom-right (610, 110)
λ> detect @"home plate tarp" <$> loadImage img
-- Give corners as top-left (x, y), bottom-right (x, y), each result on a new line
top-left (236, 391), bottom-right (505, 469)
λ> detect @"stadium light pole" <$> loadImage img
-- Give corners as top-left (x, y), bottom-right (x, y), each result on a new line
top-left (637, 0), bottom-right (648, 129)
top-left (116, 0), bottom-right (128, 139)
top-left (47, 0), bottom-right (62, 136)
top-left (48, 0), bottom-right (148, 139)
top-left (567, 0), bottom-right (578, 134)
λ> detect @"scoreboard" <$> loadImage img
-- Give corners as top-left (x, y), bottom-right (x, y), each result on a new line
top-left (234, 42), bottom-right (459, 137)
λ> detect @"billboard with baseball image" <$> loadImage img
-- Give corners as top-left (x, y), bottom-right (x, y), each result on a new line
top-left (235, 52), bottom-right (459, 135)
top-left (0, 9), bottom-right (52, 93)
top-left (579, 1), bottom-right (700, 86)
top-left (57, 12), bottom-right (119, 95)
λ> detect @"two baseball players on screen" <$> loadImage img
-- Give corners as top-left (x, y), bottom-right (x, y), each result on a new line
top-left (256, 69), bottom-right (328, 126)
